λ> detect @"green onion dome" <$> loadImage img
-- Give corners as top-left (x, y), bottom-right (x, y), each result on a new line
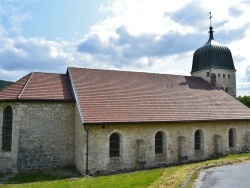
top-left (191, 27), bottom-right (236, 73)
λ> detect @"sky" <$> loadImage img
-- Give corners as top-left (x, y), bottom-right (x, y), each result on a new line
top-left (0, 0), bottom-right (250, 96)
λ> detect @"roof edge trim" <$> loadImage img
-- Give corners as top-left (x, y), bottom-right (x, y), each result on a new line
top-left (67, 68), bottom-right (85, 124)
top-left (83, 118), bottom-right (250, 125)
top-left (17, 72), bottom-right (34, 99)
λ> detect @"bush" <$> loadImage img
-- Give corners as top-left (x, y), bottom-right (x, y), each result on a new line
top-left (237, 95), bottom-right (250, 108)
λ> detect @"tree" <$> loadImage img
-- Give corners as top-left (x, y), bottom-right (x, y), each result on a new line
top-left (237, 96), bottom-right (250, 108)
top-left (0, 80), bottom-right (13, 90)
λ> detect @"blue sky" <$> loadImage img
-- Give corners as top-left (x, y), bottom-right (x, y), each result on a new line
top-left (0, 0), bottom-right (250, 96)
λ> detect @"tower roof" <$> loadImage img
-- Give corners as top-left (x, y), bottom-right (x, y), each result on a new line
top-left (191, 26), bottom-right (236, 73)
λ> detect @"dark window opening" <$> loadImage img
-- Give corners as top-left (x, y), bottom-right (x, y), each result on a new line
top-left (155, 132), bottom-right (163, 154)
top-left (109, 133), bottom-right (120, 157)
top-left (195, 130), bottom-right (201, 150)
top-left (218, 73), bottom-right (220, 77)
top-left (206, 72), bottom-right (210, 77)
top-left (228, 74), bottom-right (230, 78)
top-left (229, 129), bottom-right (234, 147)
top-left (223, 74), bottom-right (225, 78)
top-left (225, 87), bottom-right (229, 93)
top-left (2, 106), bottom-right (13, 151)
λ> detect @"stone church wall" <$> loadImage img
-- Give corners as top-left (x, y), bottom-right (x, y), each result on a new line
top-left (192, 69), bottom-right (236, 97)
top-left (86, 120), bottom-right (250, 175)
top-left (74, 104), bottom-right (85, 174)
top-left (0, 101), bottom-right (75, 173)
top-left (0, 102), bottom-right (19, 173)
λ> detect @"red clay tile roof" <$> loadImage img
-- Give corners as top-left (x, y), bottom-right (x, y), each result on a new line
top-left (68, 67), bottom-right (250, 124)
top-left (0, 72), bottom-right (74, 101)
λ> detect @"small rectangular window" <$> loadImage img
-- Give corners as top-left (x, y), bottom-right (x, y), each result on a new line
top-left (228, 75), bottom-right (230, 78)
top-left (223, 74), bottom-right (225, 78)
top-left (218, 73), bottom-right (220, 77)
top-left (206, 72), bottom-right (210, 77)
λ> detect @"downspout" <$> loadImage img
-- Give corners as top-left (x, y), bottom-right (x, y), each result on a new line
top-left (83, 123), bottom-right (89, 176)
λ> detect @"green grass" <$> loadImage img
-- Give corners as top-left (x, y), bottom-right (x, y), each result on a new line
top-left (2, 168), bottom-right (165, 188)
top-left (2, 153), bottom-right (250, 188)
top-left (4, 172), bottom-right (58, 184)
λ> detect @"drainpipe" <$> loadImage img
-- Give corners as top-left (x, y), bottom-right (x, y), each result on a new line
top-left (83, 124), bottom-right (89, 176)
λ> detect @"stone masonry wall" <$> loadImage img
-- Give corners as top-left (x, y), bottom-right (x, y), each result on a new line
top-left (74, 105), bottom-right (85, 174)
top-left (0, 102), bottom-right (19, 173)
top-left (17, 101), bottom-right (75, 172)
top-left (86, 120), bottom-right (250, 175)
top-left (0, 101), bottom-right (75, 173)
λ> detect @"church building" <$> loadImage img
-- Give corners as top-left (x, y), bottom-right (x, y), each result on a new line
top-left (1, 23), bottom-right (250, 175)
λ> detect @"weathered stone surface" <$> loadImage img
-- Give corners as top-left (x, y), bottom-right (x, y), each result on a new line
top-left (74, 104), bottom-right (88, 175)
top-left (0, 101), bottom-right (75, 173)
top-left (85, 121), bottom-right (250, 174)
top-left (137, 139), bottom-right (146, 169)
top-left (178, 136), bottom-right (188, 163)
top-left (214, 135), bottom-right (223, 155)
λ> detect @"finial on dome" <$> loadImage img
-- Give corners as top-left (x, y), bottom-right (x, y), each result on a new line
top-left (209, 12), bottom-right (212, 27)
top-left (208, 12), bottom-right (214, 41)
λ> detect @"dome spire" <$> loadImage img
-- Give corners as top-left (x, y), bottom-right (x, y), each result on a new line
top-left (209, 12), bottom-right (214, 41)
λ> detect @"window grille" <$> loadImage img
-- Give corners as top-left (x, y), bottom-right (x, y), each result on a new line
top-left (109, 133), bottom-right (120, 157)
top-left (195, 130), bottom-right (201, 150)
top-left (155, 132), bottom-right (163, 154)
top-left (229, 129), bottom-right (234, 147)
top-left (2, 106), bottom-right (13, 151)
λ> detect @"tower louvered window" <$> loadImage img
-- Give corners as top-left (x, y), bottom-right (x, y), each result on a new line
top-left (2, 106), bottom-right (13, 151)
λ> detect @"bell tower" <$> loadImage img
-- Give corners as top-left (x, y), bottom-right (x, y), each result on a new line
top-left (191, 12), bottom-right (236, 97)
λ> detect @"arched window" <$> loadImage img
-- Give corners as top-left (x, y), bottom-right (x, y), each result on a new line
top-left (109, 133), bottom-right (120, 157)
top-left (2, 106), bottom-right (13, 151)
top-left (195, 130), bottom-right (202, 150)
top-left (155, 132), bottom-right (163, 154)
top-left (229, 128), bottom-right (236, 148)
top-left (225, 87), bottom-right (229, 93)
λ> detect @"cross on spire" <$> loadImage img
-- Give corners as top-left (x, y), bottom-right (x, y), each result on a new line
top-left (208, 12), bottom-right (214, 41)
top-left (209, 12), bottom-right (212, 27)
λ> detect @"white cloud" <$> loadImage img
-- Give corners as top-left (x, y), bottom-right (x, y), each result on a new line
top-left (0, 0), bottom-right (33, 36)
top-left (9, 13), bottom-right (31, 33)
top-left (0, 0), bottom-right (250, 96)
top-left (76, 0), bottom-right (250, 95)
top-left (0, 36), bottom-right (77, 76)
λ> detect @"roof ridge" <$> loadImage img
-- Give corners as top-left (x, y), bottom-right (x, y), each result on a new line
top-left (68, 67), bottom-right (188, 78)
top-left (31, 72), bottom-right (66, 75)
top-left (17, 72), bottom-right (34, 99)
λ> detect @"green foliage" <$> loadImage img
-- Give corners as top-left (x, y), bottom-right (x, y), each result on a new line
top-left (0, 80), bottom-right (13, 90)
top-left (237, 95), bottom-right (250, 108)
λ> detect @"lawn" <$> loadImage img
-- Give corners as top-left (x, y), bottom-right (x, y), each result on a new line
top-left (2, 153), bottom-right (250, 188)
